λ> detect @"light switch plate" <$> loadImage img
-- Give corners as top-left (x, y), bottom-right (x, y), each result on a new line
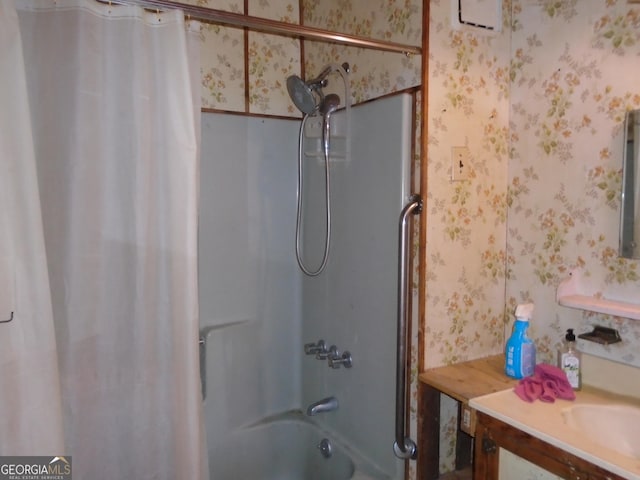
top-left (451, 146), bottom-right (471, 181)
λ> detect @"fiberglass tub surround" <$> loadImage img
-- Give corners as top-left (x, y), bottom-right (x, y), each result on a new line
top-left (199, 93), bottom-right (413, 479)
top-left (208, 411), bottom-right (392, 480)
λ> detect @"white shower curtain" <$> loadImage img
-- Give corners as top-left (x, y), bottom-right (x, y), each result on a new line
top-left (1, 0), bottom-right (207, 478)
top-left (0, 0), bottom-right (65, 456)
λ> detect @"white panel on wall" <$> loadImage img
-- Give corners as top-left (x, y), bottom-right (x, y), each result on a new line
top-left (301, 94), bottom-right (412, 479)
top-left (199, 115), bottom-right (254, 325)
top-left (199, 111), bottom-right (301, 414)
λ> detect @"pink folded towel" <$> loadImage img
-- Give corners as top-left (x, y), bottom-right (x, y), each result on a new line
top-left (514, 363), bottom-right (576, 403)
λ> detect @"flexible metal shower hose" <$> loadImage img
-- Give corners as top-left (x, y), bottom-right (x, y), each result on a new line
top-left (295, 113), bottom-right (331, 276)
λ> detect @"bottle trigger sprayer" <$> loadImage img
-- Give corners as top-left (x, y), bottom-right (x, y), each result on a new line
top-left (505, 303), bottom-right (536, 379)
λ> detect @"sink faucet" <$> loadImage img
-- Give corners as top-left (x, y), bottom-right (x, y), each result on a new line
top-left (306, 396), bottom-right (339, 416)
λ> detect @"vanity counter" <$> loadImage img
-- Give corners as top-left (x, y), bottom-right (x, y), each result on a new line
top-left (470, 386), bottom-right (640, 479)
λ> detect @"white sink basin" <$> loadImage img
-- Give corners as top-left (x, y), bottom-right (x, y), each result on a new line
top-left (562, 403), bottom-right (640, 459)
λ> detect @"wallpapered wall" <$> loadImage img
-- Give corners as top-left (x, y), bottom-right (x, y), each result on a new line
top-left (507, 0), bottom-right (640, 369)
top-left (426, 0), bottom-right (640, 373)
top-left (425, 1), bottom-right (511, 370)
top-left (429, 0), bottom-right (640, 473)
top-left (302, 2), bottom-right (422, 106)
top-left (187, 0), bottom-right (422, 115)
top-left (189, 0), bottom-right (301, 115)
top-left (425, 1), bottom-right (511, 470)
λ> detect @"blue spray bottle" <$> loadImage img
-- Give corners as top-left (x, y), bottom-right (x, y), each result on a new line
top-left (505, 303), bottom-right (536, 379)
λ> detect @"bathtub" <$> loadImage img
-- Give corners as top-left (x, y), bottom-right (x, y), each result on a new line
top-left (208, 411), bottom-right (392, 480)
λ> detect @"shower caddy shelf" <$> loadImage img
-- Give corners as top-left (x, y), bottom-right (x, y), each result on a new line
top-left (304, 144), bottom-right (347, 161)
top-left (303, 109), bottom-right (349, 162)
top-left (556, 269), bottom-right (640, 320)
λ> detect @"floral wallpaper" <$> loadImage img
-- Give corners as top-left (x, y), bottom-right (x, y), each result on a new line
top-left (184, 0), bottom-right (247, 111)
top-left (427, 0), bottom-right (640, 474)
top-left (247, 0), bottom-right (301, 115)
top-left (507, 0), bottom-right (640, 371)
top-left (426, 0), bottom-right (511, 472)
top-left (189, 0), bottom-right (422, 114)
top-left (247, 32), bottom-right (301, 115)
top-left (199, 23), bottom-right (246, 111)
top-left (302, 0), bottom-right (422, 107)
top-left (186, 0), bottom-right (302, 113)
top-left (425, 0), bottom-right (511, 371)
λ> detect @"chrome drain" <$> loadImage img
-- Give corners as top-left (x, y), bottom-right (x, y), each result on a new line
top-left (317, 438), bottom-right (332, 458)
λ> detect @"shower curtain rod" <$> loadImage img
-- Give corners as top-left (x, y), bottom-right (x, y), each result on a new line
top-left (118, 0), bottom-right (422, 56)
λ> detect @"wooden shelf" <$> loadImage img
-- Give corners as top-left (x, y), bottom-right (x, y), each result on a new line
top-left (419, 355), bottom-right (515, 405)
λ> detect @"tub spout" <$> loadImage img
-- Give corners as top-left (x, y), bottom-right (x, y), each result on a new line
top-left (306, 396), bottom-right (339, 416)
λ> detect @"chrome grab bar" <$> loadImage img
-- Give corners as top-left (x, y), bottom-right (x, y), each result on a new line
top-left (393, 194), bottom-right (421, 460)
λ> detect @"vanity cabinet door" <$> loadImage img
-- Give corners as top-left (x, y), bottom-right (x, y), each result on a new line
top-left (473, 412), bottom-right (627, 480)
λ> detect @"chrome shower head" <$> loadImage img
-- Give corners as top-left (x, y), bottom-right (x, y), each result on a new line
top-left (320, 94), bottom-right (341, 117)
top-left (286, 65), bottom-right (338, 115)
top-left (287, 64), bottom-right (349, 116)
top-left (286, 75), bottom-right (318, 115)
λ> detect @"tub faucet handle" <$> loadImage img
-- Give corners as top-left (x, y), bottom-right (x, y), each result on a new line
top-left (304, 339), bottom-right (327, 355)
top-left (317, 345), bottom-right (338, 360)
top-left (328, 351), bottom-right (352, 368)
